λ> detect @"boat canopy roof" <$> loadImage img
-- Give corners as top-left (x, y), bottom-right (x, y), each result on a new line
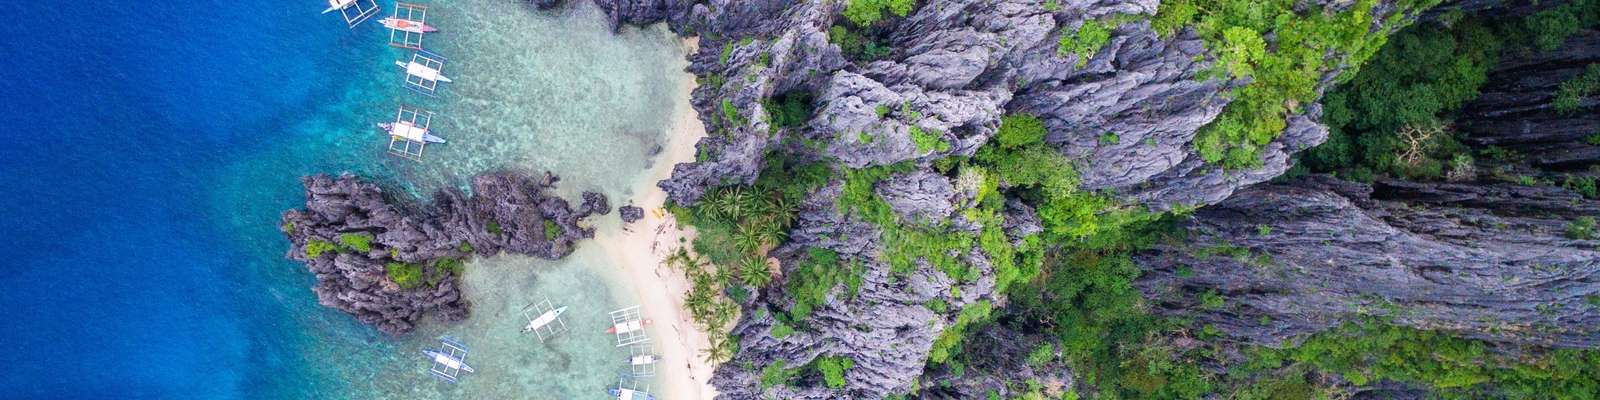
top-left (392, 121), bottom-right (429, 142)
top-left (406, 62), bottom-right (442, 81)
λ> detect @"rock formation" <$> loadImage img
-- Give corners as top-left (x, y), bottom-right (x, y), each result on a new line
top-left (555, 0), bottom-right (1462, 397)
top-left (1133, 11), bottom-right (1600, 352)
top-left (1135, 175), bottom-right (1600, 349)
top-left (280, 172), bottom-right (605, 335)
top-left (523, 0), bottom-right (1598, 396)
top-left (619, 204), bottom-right (645, 223)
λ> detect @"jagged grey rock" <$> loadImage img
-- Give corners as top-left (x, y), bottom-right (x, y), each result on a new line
top-left (1135, 176), bottom-right (1600, 349)
top-left (280, 172), bottom-right (605, 335)
top-left (619, 205), bottom-right (645, 223)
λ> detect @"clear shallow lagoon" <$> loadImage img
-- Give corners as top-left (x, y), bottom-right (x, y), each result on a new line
top-left (0, 1), bottom-right (687, 398)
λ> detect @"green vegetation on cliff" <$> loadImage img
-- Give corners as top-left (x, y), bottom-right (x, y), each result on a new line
top-left (1304, 0), bottom-right (1600, 181)
top-left (1155, 0), bottom-right (1445, 169)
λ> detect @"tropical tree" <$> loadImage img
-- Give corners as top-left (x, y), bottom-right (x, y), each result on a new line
top-left (738, 256), bottom-right (773, 288)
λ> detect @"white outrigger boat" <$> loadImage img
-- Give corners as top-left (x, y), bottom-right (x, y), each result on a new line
top-left (396, 50), bottom-right (451, 96)
top-left (626, 342), bottom-right (659, 377)
top-left (608, 305), bottom-right (652, 347)
top-left (384, 105), bottom-right (442, 161)
top-left (320, 0), bottom-right (354, 14)
top-left (379, 121), bottom-right (446, 144)
top-left (421, 336), bottom-right (475, 384)
top-left (609, 375), bottom-right (657, 400)
top-left (322, 0), bottom-right (379, 28)
top-left (520, 297), bottom-right (570, 343)
top-left (609, 387), bottom-right (656, 400)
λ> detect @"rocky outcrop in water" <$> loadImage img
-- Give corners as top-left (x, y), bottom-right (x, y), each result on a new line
top-left (280, 172), bottom-right (605, 335)
top-left (619, 204), bottom-right (645, 223)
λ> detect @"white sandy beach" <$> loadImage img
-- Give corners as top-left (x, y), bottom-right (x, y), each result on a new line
top-left (591, 37), bottom-right (720, 400)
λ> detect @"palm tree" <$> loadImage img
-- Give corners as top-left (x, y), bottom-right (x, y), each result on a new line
top-left (700, 333), bottom-right (734, 364)
top-left (756, 224), bottom-right (789, 248)
top-left (764, 194), bottom-right (797, 228)
top-left (739, 256), bottom-right (772, 288)
top-left (733, 223), bottom-right (765, 252)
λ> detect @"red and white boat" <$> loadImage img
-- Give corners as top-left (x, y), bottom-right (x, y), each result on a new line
top-left (381, 17), bottom-right (438, 33)
top-left (606, 318), bottom-right (652, 334)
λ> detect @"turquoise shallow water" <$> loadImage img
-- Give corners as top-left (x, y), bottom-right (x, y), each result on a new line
top-left (0, 0), bottom-right (688, 397)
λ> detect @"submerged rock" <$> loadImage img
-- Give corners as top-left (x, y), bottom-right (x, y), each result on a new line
top-left (619, 205), bottom-right (645, 223)
top-left (280, 172), bottom-right (605, 335)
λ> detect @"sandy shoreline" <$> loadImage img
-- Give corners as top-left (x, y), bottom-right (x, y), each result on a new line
top-left (591, 37), bottom-right (719, 400)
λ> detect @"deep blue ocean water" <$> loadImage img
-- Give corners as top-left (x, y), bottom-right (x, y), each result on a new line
top-left (1, 2), bottom-right (424, 398)
top-left (1, 1), bottom-right (689, 398)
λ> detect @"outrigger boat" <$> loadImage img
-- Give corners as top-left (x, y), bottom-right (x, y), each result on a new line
top-left (322, 0), bottom-right (379, 28)
top-left (520, 297), bottom-right (570, 343)
top-left (523, 305), bottom-right (568, 333)
top-left (379, 121), bottom-right (446, 144)
top-left (395, 59), bottom-right (452, 83)
top-left (609, 374), bottom-right (656, 400)
top-left (381, 17), bottom-right (438, 33)
top-left (607, 318), bottom-right (652, 334)
top-left (608, 387), bottom-right (656, 400)
top-left (396, 50), bottom-right (452, 96)
top-left (421, 336), bottom-right (475, 384)
top-left (321, 0), bottom-right (354, 14)
top-left (608, 306), bottom-right (652, 347)
top-left (384, 105), bottom-right (441, 161)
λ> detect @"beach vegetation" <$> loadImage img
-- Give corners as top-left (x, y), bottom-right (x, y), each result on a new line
top-left (737, 256), bottom-right (772, 288)
top-left (280, 221), bottom-right (295, 234)
top-left (457, 241), bottom-right (473, 253)
top-left (304, 239), bottom-right (337, 259)
top-left (666, 247), bottom-right (742, 364)
top-left (486, 221), bottom-right (503, 236)
top-left (337, 232), bottom-right (374, 253)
